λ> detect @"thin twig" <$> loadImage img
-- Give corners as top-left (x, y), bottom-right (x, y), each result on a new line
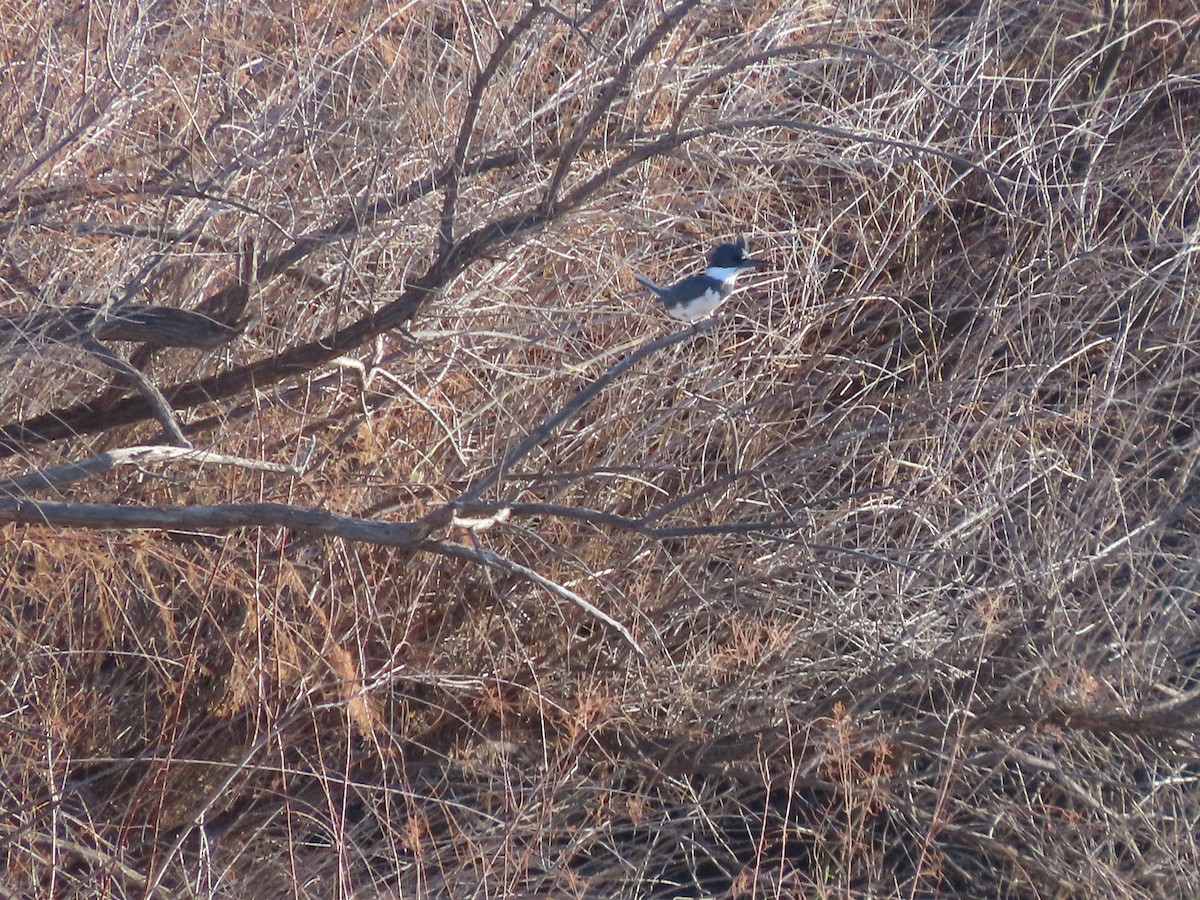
top-left (446, 499), bottom-right (934, 572)
top-left (425, 539), bottom-right (646, 659)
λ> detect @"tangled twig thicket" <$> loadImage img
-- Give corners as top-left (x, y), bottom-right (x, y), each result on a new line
top-left (3, 1), bottom-right (1200, 896)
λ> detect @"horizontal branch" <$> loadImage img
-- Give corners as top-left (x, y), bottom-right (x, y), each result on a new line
top-left (453, 498), bottom-right (804, 537)
top-left (970, 701), bottom-right (1200, 739)
top-left (449, 498), bottom-right (932, 572)
top-left (0, 499), bottom-right (451, 547)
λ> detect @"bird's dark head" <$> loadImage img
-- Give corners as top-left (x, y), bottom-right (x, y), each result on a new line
top-left (708, 235), bottom-right (763, 271)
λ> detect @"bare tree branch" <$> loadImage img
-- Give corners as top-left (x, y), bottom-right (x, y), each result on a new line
top-left (541, 0), bottom-right (701, 214)
top-left (0, 104), bottom-right (1001, 461)
top-left (438, 3), bottom-right (545, 258)
top-left (458, 321), bottom-right (715, 503)
top-left (0, 499), bottom-right (451, 547)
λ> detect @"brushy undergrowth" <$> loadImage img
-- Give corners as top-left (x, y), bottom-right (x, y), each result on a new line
top-left (3, 1), bottom-right (1200, 896)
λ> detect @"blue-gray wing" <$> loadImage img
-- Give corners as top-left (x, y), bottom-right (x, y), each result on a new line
top-left (664, 274), bottom-right (720, 302)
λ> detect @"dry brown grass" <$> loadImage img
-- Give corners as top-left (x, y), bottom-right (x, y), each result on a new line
top-left (3, 0), bottom-right (1200, 896)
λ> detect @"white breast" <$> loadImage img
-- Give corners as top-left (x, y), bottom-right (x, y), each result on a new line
top-left (666, 286), bottom-right (726, 322)
top-left (706, 266), bottom-right (742, 284)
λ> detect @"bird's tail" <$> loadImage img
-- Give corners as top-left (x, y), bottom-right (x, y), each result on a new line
top-left (634, 274), bottom-right (666, 297)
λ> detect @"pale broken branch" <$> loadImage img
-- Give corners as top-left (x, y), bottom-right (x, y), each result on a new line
top-left (80, 335), bottom-right (191, 448)
top-left (0, 442), bottom-right (311, 498)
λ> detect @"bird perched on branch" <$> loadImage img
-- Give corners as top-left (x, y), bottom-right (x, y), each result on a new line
top-left (634, 235), bottom-right (763, 323)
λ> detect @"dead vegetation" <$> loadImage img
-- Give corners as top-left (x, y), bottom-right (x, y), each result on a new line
top-left (2, 0), bottom-right (1200, 896)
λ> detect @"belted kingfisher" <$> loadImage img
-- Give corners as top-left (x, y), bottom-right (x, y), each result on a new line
top-left (634, 235), bottom-right (763, 323)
